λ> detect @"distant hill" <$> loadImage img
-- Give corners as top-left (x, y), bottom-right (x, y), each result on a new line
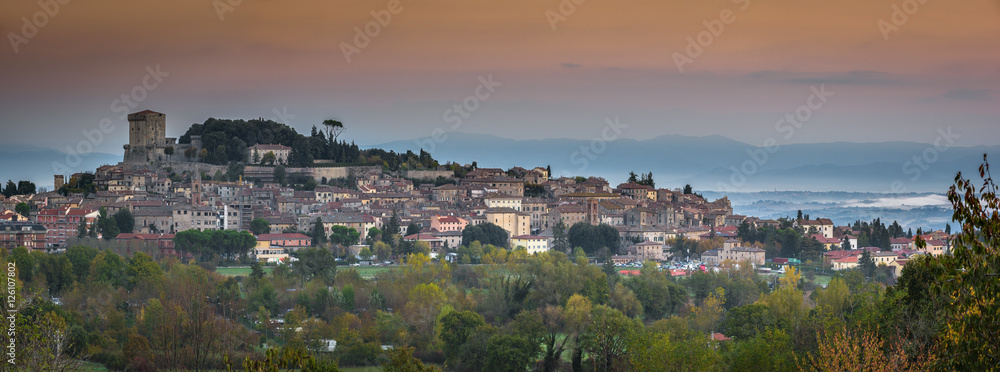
top-left (0, 146), bottom-right (121, 190)
top-left (371, 133), bottom-right (999, 193)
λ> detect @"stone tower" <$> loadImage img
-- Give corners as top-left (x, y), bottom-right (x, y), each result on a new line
top-left (587, 199), bottom-right (600, 225)
top-left (123, 110), bottom-right (167, 163)
top-left (54, 175), bottom-right (65, 190)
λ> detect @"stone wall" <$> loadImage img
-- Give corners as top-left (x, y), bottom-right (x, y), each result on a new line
top-left (405, 170), bottom-right (454, 180)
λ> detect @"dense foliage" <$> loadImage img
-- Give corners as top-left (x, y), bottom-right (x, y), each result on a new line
top-left (178, 118), bottom-right (445, 171)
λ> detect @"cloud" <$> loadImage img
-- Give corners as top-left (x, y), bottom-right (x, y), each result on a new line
top-left (560, 62), bottom-right (582, 69)
top-left (916, 88), bottom-right (994, 104)
top-left (745, 70), bottom-right (901, 86)
top-left (939, 88), bottom-right (993, 102)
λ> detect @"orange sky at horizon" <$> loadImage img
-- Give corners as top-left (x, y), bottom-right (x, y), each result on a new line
top-left (1, 0), bottom-right (999, 149)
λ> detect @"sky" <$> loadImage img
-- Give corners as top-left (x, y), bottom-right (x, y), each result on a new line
top-left (1, 0), bottom-right (999, 156)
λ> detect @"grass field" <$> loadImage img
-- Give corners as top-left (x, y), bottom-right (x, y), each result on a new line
top-left (214, 265), bottom-right (394, 279)
top-left (215, 266), bottom-right (274, 276)
top-left (351, 266), bottom-right (393, 279)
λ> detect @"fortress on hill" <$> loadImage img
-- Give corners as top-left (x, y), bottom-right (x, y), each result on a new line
top-left (122, 110), bottom-right (202, 165)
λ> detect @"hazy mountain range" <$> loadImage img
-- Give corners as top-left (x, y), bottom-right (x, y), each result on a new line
top-left (372, 132), bottom-right (999, 193)
top-left (1, 145), bottom-right (121, 190)
top-left (3, 133), bottom-right (996, 195)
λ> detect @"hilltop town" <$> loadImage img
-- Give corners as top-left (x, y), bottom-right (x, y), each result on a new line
top-left (1, 110), bottom-right (951, 278)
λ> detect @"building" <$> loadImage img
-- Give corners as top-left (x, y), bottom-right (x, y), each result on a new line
top-left (404, 233), bottom-right (444, 249)
top-left (255, 233), bottom-right (312, 250)
top-left (115, 233), bottom-right (180, 258)
top-left (248, 144), bottom-right (292, 165)
top-left (37, 207), bottom-right (99, 248)
top-left (0, 222), bottom-right (47, 251)
top-left (511, 235), bottom-right (550, 255)
top-left (701, 242), bottom-right (765, 265)
top-left (484, 208), bottom-right (530, 239)
top-left (797, 219), bottom-right (835, 239)
top-left (615, 182), bottom-right (654, 200)
top-left (430, 215), bottom-right (468, 233)
top-left (631, 241), bottom-right (664, 262)
top-left (461, 177), bottom-right (524, 197)
top-left (172, 205), bottom-right (220, 231)
top-left (253, 239), bottom-right (289, 263)
top-left (485, 194), bottom-right (522, 211)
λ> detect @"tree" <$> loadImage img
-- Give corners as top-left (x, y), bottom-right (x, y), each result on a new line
top-left (921, 154), bottom-right (1000, 369)
top-left (77, 218), bottom-right (88, 239)
top-left (461, 223), bottom-right (508, 248)
top-left (113, 207), bottom-right (135, 234)
top-left (383, 211), bottom-right (400, 244)
top-left (16, 180), bottom-right (36, 195)
top-left (581, 305), bottom-right (638, 372)
top-left (683, 184), bottom-right (693, 194)
top-left (126, 252), bottom-right (163, 291)
top-left (623, 262), bottom-right (687, 320)
top-left (439, 311), bottom-right (487, 364)
top-left (721, 304), bottom-right (778, 341)
top-left (372, 241), bottom-right (392, 261)
top-left (405, 222), bottom-right (420, 237)
top-left (292, 247), bottom-right (337, 284)
top-left (273, 165), bottom-right (287, 186)
top-left (329, 225), bottom-right (361, 246)
top-left (311, 218), bottom-right (327, 246)
top-left (2, 180), bottom-right (15, 197)
top-left (261, 151), bottom-right (276, 165)
top-left (15, 202), bottom-right (29, 218)
top-left (65, 245), bottom-right (99, 282)
top-left (322, 119), bottom-right (345, 143)
top-left (366, 227), bottom-right (382, 245)
top-left (250, 218), bottom-right (271, 235)
top-left (627, 172), bottom-right (638, 184)
top-left (97, 207), bottom-right (120, 240)
top-left (382, 346), bottom-right (440, 372)
top-left (567, 223), bottom-right (621, 255)
top-left (552, 221), bottom-right (570, 253)
top-left (484, 334), bottom-right (539, 372)
top-left (801, 327), bottom-right (934, 371)
top-left (859, 250), bottom-right (876, 278)
top-left (358, 247), bottom-right (373, 261)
